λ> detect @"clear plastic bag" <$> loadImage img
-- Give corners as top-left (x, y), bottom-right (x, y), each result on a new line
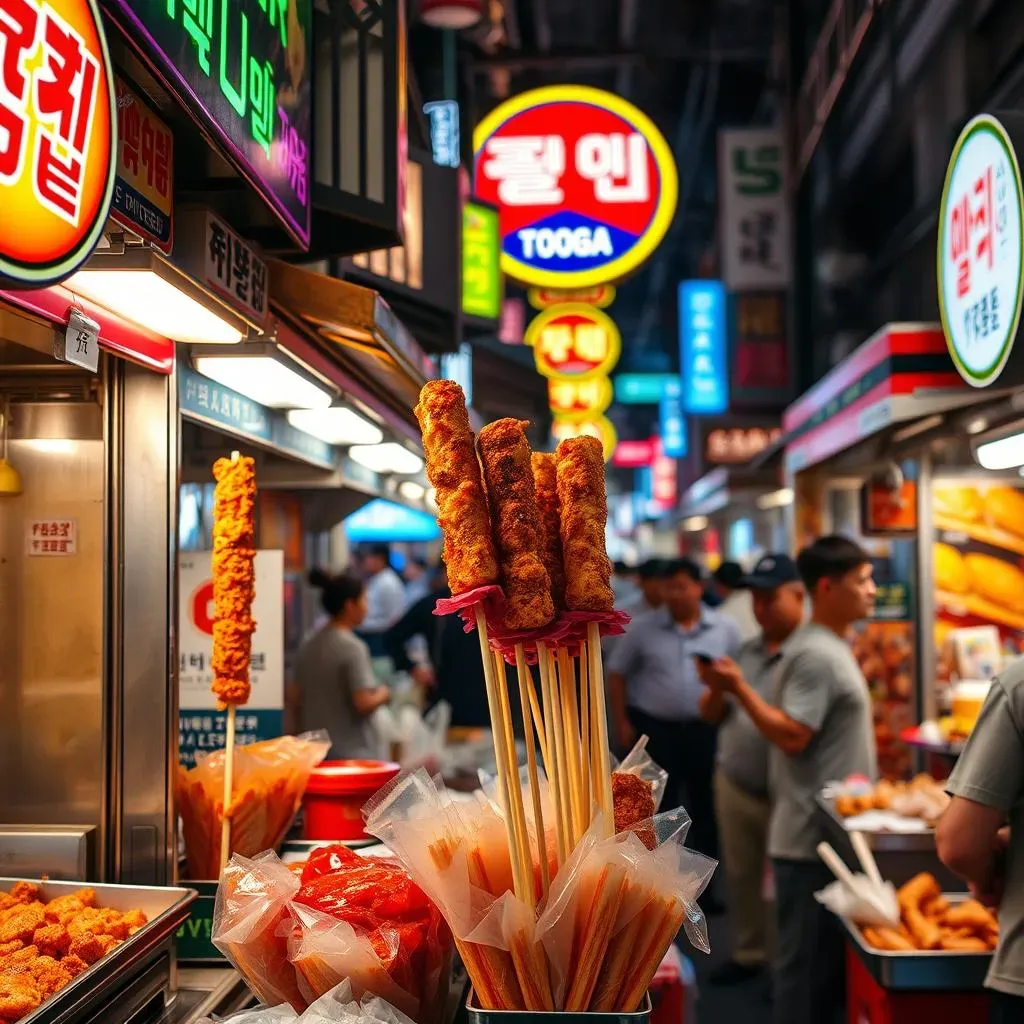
top-left (613, 736), bottom-right (669, 812)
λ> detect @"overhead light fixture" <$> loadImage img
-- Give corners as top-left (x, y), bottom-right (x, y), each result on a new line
top-left (398, 480), bottom-right (426, 502)
top-left (23, 439), bottom-right (78, 455)
top-left (193, 343), bottom-right (334, 410)
top-left (757, 487), bottom-right (795, 510)
top-left (966, 416), bottom-right (988, 435)
top-left (682, 515), bottom-right (709, 532)
top-left (349, 442), bottom-right (424, 475)
top-left (974, 422), bottom-right (1024, 470)
top-left (66, 249), bottom-right (253, 345)
top-left (419, 0), bottom-right (483, 29)
top-left (287, 406), bottom-right (383, 446)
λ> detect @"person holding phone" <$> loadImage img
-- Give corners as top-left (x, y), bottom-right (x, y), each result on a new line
top-left (607, 558), bottom-right (740, 862)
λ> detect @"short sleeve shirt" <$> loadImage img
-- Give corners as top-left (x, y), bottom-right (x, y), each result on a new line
top-left (768, 623), bottom-right (876, 860)
top-left (295, 626), bottom-right (381, 759)
top-left (946, 663), bottom-right (1024, 997)
top-left (607, 606), bottom-right (741, 721)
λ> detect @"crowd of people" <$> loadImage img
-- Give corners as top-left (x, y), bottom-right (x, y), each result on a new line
top-left (288, 537), bottom-right (1024, 1024)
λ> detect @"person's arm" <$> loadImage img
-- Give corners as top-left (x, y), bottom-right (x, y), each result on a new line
top-left (936, 681), bottom-right (1023, 906)
top-left (346, 641), bottom-right (391, 717)
top-left (698, 686), bottom-right (730, 725)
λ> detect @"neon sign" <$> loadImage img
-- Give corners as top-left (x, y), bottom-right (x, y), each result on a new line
top-left (473, 85), bottom-right (678, 288)
top-left (679, 280), bottom-right (729, 414)
top-left (525, 303), bottom-right (622, 380)
top-left (105, 0), bottom-right (312, 249)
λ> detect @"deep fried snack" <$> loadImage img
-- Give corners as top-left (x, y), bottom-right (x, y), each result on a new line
top-left (6, 885), bottom-right (39, 908)
top-left (0, 974), bottom-right (40, 1022)
top-left (31, 925), bottom-right (69, 959)
top-left (939, 935), bottom-right (989, 952)
top-left (0, 907), bottom-right (45, 948)
top-left (898, 873), bottom-right (943, 950)
top-left (43, 891), bottom-right (95, 927)
top-left (861, 926), bottom-right (915, 951)
top-left (66, 934), bottom-right (105, 967)
top-left (28, 957), bottom-right (73, 999)
top-left (0, 947), bottom-right (37, 972)
top-left (415, 380), bottom-right (500, 595)
top-left (477, 419), bottom-right (554, 630)
top-left (60, 955), bottom-right (88, 980)
top-left (611, 772), bottom-right (655, 837)
top-left (554, 436), bottom-right (614, 613)
top-left (211, 455), bottom-right (257, 707)
top-left (531, 452), bottom-right (566, 610)
top-left (941, 900), bottom-right (997, 933)
top-left (0, 944), bottom-right (21, 960)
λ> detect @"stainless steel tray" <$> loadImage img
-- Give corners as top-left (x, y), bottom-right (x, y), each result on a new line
top-left (841, 902), bottom-right (992, 990)
top-left (1, 877), bottom-right (197, 1024)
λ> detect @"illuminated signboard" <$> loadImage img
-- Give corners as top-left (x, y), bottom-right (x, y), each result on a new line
top-left (704, 425), bottom-right (781, 465)
top-left (0, 0), bottom-right (116, 287)
top-left (612, 438), bottom-right (656, 468)
top-left (660, 391), bottom-right (687, 458)
top-left (463, 201), bottom-right (502, 320)
top-left (473, 85), bottom-right (678, 288)
top-left (548, 376), bottom-right (613, 421)
top-left (113, 78), bottom-right (173, 253)
top-left (528, 284), bottom-right (616, 309)
top-left (105, 0), bottom-right (312, 249)
top-left (425, 100), bottom-right (460, 169)
top-left (614, 373), bottom-right (681, 404)
top-left (679, 280), bottom-right (728, 414)
top-left (551, 414), bottom-right (618, 462)
top-left (526, 303), bottom-right (621, 379)
top-left (938, 114), bottom-right (1024, 387)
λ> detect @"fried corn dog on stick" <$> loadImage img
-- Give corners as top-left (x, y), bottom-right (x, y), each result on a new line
top-left (477, 419), bottom-right (554, 631)
top-left (555, 436), bottom-right (614, 612)
top-left (415, 381), bottom-right (500, 594)
top-left (211, 455), bottom-right (257, 706)
top-left (531, 452), bottom-right (566, 610)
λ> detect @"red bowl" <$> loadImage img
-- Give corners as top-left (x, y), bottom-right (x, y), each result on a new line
top-left (302, 759), bottom-right (401, 841)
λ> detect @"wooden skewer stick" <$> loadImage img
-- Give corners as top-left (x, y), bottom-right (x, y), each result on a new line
top-left (515, 644), bottom-right (550, 899)
top-left (557, 647), bottom-right (586, 845)
top-left (579, 641), bottom-right (592, 829)
top-left (522, 665), bottom-right (551, 771)
top-left (538, 642), bottom-right (568, 865)
top-left (586, 622), bottom-right (615, 834)
top-left (474, 606), bottom-right (530, 903)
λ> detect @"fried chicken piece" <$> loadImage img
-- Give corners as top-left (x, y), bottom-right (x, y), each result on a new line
top-left (31, 924), bottom-right (69, 959)
top-left (415, 380), bottom-right (500, 595)
top-left (66, 933), bottom-right (104, 966)
top-left (0, 906), bottom-right (45, 947)
top-left (0, 973), bottom-right (41, 1022)
top-left (60, 955), bottom-right (88, 980)
top-left (477, 419), bottom-right (554, 630)
top-left (6, 884), bottom-right (40, 907)
top-left (28, 956), bottom-right (73, 999)
top-left (43, 890), bottom-right (96, 926)
top-left (0, 947), bottom-right (37, 972)
top-left (531, 452), bottom-right (566, 610)
top-left (555, 436), bottom-right (614, 612)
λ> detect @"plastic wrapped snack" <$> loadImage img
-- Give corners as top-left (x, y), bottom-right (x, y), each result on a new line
top-left (178, 732), bottom-right (330, 878)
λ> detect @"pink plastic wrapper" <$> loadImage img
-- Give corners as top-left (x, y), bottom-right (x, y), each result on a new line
top-left (557, 610), bottom-right (631, 654)
top-left (433, 585), bottom-right (505, 633)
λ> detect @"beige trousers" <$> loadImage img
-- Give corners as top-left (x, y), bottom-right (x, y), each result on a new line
top-left (714, 768), bottom-right (772, 966)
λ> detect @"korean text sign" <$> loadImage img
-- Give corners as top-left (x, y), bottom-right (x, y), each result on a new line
top-left (526, 303), bottom-right (622, 380)
top-left (106, 0), bottom-right (312, 249)
top-left (938, 113), bottom-right (1024, 387)
top-left (473, 85), bottom-right (678, 288)
top-left (718, 128), bottom-right (791, 291)
top-left (178, 550), bottom-right (284, 765)
top-left (0, 0), bottom-right (116, 286)
top-left (679, 280), bottom-right (728, 414)
top-left (462, 201), bottom-right (502, 320)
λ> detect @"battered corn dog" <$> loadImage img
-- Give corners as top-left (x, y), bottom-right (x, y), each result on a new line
top-left (531, 452), bottom-right (566, 610)
top-left (211, 455), bottom-right (257, 706)
top-left (477, 419), bottom-right (554, 630)
top-left (414, 380), bottom-right (500, 594)
top-left (555, 436), bottom-right (614, 613)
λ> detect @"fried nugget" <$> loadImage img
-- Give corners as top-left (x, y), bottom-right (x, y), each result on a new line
top-left (0, 974), bottom-right (41, 1022)
top-left (67, 934), bottom-right (106, 966)
top-left (6, 884), bottom-right (40, 907)
top-left (0, 906), bottom-right (45, 947)
top-left (28, 956), bottom-right (73, 999)
top-left (0, 947), bottom-right (37, 972)
top-left (0, 945), bottom-right (20, 961)
top-left (415, 380), bottom-right (500, 595)
top-left (477, 419), bottom-right (554, 630)
top-left (60, 955), bottom-right (88, 980)
top-left (31, 924), bottom-right (69, 959)
top-left (555, 436), bottom-right (614, 612)
top-left (531, 452), bottom-right (566, 610)
top-left (43, 891), bottom-right (95, 926)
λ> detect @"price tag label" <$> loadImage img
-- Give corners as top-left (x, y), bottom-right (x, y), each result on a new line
top-left (62, 309), bottom-right (101, 373)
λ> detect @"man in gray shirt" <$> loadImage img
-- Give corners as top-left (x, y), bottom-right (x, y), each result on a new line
top-left (937, 663), bottom-right (1024, 1021)
top-left (699, 536), bottom-right (876, 1024)
top-left (698, 554), bottom-right (805, 986)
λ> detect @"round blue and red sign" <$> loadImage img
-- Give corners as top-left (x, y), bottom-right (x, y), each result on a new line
top-left (473, 85), bottom-right (678, 289)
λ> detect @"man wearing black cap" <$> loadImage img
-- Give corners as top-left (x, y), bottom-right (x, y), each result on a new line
top-left (698, 554), bottom-right (805, 986)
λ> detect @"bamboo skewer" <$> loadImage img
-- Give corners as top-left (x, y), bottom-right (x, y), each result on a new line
top-left (538, 643), bottom-right (569, 865)
top-left (587, 622), bottom-right (615, 833)
top-left (522, 665), bottom-right (551, 771)
top-left (579, 642), bottom-right (592, 829)
top-left (557, 648), bottom-right (586, 845)
top-left (515, 644), bottom-right (550, 899)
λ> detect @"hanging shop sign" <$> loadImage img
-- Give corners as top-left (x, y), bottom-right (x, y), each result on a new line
top-left (0, 0), bottom-right (117, 288)
top-left (703, 425), bottom-right (781, 465)
top-left (652, 442), bottom-right (677, 511)
top-left (526, 303), bottom-right (622, 380)
top-left (112, 77), bottom-right (174, 254)
top-left (551, 414), bottom-right (618, 462)
top-left (105, 0), bottom-right (313, 249)
top-left (548, 376), bottom-right (613, 421)
top-left (612, 439), bottom-right (656, 468)
top-left (179, 550), bottom-right (284, 765)
top-left (938, 113), bottom-right (1024, 388)
top-left (528, 285), bottom-right (617, 309)
top-left (614, 373), bottom-right (681, 405)
top-left (718, 128), bottom-right (791, 291)
top-left (463, 201), bottom-right (502, 320)
top-left (473, 85), bottom-right (678, 289)
top-left (861, 479), bottom-right (917, 536)
top-left (424, 100), bottom-right (460, 169)
top-left (732, 292), bottom-right (789, 404)
top-left (679, 280), bottom-right (728, 414)
top-left (660, 391), bottom-right (688, 458)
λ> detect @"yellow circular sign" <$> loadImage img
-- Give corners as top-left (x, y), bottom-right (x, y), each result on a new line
top-left (525, 303), bottom-right (622, 380)
top-left (547, 375), bottom-right (613, 422)
top-left (551, 414), bottom-right (618, 462)
top-left (0, 0), bottom-right (117, 286)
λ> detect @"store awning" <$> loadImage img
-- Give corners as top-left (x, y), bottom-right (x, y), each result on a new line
top-left (781, 323), bottom-right (990, 475)
top-left (268, 260), bottom-right (434, 427)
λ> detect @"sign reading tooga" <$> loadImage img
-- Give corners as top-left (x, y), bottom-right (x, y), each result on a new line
top-left (525, 304), bottom-right (622, 379)
top-left (0, 0), bottom-right (117, 287)
top-left (938, 113), bottom-right (1024, 387)
top-left (473, 85), bottom-right (678, 288)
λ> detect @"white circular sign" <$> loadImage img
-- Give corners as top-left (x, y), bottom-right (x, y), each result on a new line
top-left (938, 114), bottom-right (1024, 387)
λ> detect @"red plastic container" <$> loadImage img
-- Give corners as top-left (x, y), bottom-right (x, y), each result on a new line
top-left (302, 760), bottom-right (401, 841)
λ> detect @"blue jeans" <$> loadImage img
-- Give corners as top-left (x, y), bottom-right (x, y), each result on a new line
top-left (772, 858), bottom-right (845, 1024)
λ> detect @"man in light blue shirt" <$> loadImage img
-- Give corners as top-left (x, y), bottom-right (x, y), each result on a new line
top-left (608, 558), bottom-right (740, 859)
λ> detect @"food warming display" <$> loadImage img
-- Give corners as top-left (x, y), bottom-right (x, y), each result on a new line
top-left (833, 775), bottom-right (952, 827)
top-left (348, 380), bottom-right (716, 1014)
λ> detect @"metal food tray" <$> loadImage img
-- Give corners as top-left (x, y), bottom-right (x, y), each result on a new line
top-left (841, 898), bottom-right (992, 991)
top-left (1, 877), bottom-right (197, 1024)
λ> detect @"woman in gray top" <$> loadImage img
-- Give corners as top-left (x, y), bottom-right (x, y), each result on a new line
top-left (291, 569), bottom-right (391, 759)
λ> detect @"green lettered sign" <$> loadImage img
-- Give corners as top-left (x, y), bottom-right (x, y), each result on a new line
top-left (463, 202), bottom-right (501, 320)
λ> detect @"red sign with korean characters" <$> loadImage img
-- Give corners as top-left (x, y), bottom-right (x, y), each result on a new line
top-left (473, 85), bottom-right (678, 289)
top-left (0, 0), bottom-right (117, 287)
top-left (548, 376), bottom-right (613, 421)
top-left (526, 303), bottom-right (622, 380)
